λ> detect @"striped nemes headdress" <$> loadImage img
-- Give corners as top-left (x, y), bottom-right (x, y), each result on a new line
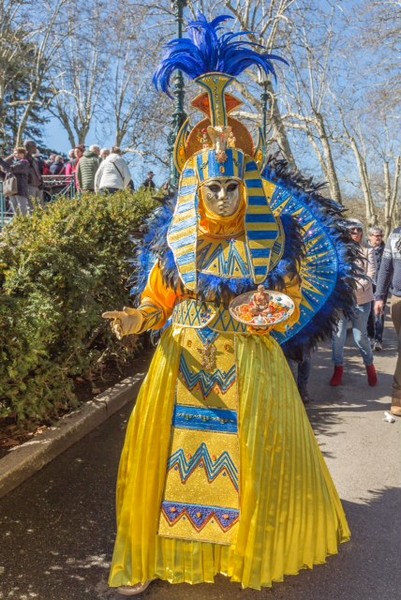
top-left (167, 147), bottom-right (280, 291)
top-left (155, 13), bottom-right (286, 291)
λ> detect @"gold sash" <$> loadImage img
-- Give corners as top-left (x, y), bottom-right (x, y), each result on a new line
top-left (158, 327), bottom-right (240, 545)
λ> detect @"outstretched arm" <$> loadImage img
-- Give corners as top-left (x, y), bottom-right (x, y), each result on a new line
top-left (103, 262), bottom-right (182, 338)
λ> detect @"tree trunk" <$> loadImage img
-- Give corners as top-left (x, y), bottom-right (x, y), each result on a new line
top-left (349, 136), bottom-right (377, 225)
top-left (384, 156), bottom-right (401, 236)
top-left (315, 113), bottom-right (342, 204)
top-left (266, 80), bottom-right (297, 169)
top-left (15, 92), bottom-right (39, 145)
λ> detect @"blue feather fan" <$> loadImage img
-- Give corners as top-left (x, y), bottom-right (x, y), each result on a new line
top-left (128, 155), bottom-right (358, 360)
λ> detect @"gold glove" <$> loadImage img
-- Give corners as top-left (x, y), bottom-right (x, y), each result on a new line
top-left (247, 325), bottom-right (272, 336)
top-left (102, 307), bottom-right (144, 339)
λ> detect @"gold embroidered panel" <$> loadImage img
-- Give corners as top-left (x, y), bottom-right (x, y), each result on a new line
top-left (159, 329), bottom-right (240, 545)
top-left (176, 329), bottom-right (237, 409)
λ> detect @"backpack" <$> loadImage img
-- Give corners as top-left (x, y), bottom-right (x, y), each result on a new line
top-left (3, 173), bottom-right (18, 196)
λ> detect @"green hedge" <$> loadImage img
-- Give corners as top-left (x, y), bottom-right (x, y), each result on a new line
top-left (0, 190), bottom-right (157, 427)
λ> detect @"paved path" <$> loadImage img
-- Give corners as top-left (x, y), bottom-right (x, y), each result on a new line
top-left (0, 322), bottom-right (400, 600)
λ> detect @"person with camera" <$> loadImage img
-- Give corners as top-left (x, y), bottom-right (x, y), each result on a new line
top-left (0, 147), bottom-right (32, 215)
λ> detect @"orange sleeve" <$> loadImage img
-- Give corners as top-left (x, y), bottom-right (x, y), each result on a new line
top-left (136, 262), bottom-right (183, 332)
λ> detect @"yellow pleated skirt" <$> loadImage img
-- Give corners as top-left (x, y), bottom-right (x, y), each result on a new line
top-left (109, 326), bottom-right (350, 590)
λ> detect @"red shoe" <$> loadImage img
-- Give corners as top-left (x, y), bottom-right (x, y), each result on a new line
top-left (330, 366), bottom-right (343, 386)
top-left (366, 364), bottom-right (378, 386)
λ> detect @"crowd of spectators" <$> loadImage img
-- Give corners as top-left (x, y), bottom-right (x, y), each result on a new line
top-left (0, 140), bottom-right (157, 217)
top-left (0, 140), bottom-right (44, 215)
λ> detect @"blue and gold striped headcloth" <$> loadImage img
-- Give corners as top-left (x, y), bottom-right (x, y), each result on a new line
top-left (167, 158), bottom-right (199, 291)
top-left (167, 148), bottom-right (279, 291)
top-left (243, 156), bottom-right (280, 283)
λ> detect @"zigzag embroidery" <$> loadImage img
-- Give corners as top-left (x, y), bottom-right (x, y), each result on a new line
top-left (198, 239), bottom-right (250, 277)
top-left (179, 354), bottom-right (236, 396)
top-left (174, 301), bottom-right (213, 327)
top-left (161, 501), bottom-right (239, 533)
top-left (210, 311), bottom-right (247, 333)
top-left (168, 442), bottom-right (239, 491)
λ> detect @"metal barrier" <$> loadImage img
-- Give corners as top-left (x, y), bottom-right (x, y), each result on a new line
top-left (0, 181), bottom-right (14, 230)
top-left (0, 176), bottom-right (77, 229)
top-left (42, 175), bottom-right (76, 203)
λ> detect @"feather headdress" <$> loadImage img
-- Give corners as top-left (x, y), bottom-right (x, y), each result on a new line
top-left (153, 12), bottom-right (283, 292)
top-left (153, 13), bottom-right (287, 97)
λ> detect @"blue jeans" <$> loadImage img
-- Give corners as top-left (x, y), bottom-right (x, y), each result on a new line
top-left (391, 297), bottom-right (401, 400)
top-left (332, 303), bottom-right (373, 367)
top-left (374, 312), bottom-right (385, 343)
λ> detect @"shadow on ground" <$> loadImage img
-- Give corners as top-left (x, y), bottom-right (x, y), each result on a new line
top-left (303, 326), bottom-right (396, 440)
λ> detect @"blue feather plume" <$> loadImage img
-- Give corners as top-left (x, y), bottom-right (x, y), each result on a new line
top-left (153, 13), bottom-right (287, 97)
top-left (128, 200), bottom-right (175, 301)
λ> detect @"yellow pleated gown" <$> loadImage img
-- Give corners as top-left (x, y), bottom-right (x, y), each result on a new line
top-left (108, 254), bottom-right (350, 590)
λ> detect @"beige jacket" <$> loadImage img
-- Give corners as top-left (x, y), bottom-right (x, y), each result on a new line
top-left (355, 246), bottom-right (377, 305)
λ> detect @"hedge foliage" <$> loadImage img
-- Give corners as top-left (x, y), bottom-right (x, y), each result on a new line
top-left (0, 190), bottom-right (157, 427)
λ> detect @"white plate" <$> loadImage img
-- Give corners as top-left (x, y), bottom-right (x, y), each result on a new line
top-left (229, 289), bottom-right (295, 328)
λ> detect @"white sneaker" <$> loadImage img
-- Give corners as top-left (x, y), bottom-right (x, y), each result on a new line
top-left (374, 341), bottom-right (382, 351)
top-left (117, 581), bottom-right (151, 596)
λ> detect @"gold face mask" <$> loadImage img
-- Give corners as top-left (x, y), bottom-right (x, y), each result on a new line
top-left (201, 178), bottom-right (241, 217)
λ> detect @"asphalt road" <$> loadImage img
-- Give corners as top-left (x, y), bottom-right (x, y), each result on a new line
top-left (0, 323), bottom-right (400, 600)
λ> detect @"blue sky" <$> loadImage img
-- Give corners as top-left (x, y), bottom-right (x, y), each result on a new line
top-left (40, 0), bottom-right (400, 202)
top-left (43, 116), bottom-right (168, 190)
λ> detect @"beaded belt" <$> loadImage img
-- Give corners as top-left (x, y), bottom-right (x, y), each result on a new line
top-left (172, 299), bottom-right (248, 334)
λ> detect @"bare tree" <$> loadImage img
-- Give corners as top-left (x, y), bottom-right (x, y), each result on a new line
top-left (331, 0), bottom-right (401, 227)
top-left (101, 3), bottom-right (167, 148)
top-left (338, 110), bottom-right (377, 224)
top-left (16, 0), bottom-right (72, 145)
top-left (384, 156), bottom-right (401, 234)
top-left (273, 1), bottom-right (348, 203)
top-left (219, 0), bottom-right (298, 167)
top-left (47, 0), bottom-right (112, 148)
top-left (3, 0), bottom-right (398, 218)
top-left (0, 0), bottom-right (72, 146)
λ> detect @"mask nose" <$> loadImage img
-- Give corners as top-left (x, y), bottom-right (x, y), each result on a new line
top-left (217, 187), bottom-right (226, 201)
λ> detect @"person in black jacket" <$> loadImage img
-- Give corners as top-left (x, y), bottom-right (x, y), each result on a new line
top-left (142, 171), bottom-right (155, 189)
top-left (0, 147), bottom-right (32, 215)
top-left (375, 226), bottom-right (401, 417)
top-left (49, 155), bottom-right (65, 175)
top-left (24, 140), bottom-right (43, 205)
top-left (367, 226), bottom-right (386, 350)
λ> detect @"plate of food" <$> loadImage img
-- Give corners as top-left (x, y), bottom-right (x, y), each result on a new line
top-left (229, 286), bottom-right (295, 328)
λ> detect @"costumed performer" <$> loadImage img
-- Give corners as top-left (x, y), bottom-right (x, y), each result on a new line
top-left (103, 14), bottom-right (355, 596)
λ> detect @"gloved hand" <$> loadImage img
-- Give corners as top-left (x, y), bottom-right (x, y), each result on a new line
top-left (102, 307), bottom-right (144, 339)
top-left (247, 325), bottom-right (272, 336)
